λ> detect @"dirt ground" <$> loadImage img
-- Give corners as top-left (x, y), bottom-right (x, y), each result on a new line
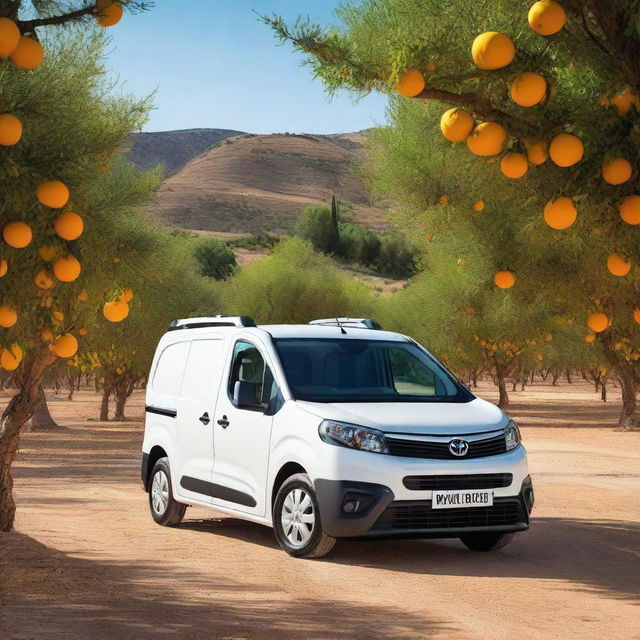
top-left (0, 381), bottom-right (638, 640)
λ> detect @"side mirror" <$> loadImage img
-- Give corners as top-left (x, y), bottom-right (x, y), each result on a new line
top-left (233, 380), bottom-right (265, 411)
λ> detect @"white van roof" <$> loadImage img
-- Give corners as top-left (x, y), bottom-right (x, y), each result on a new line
top-left (260, 324), bottom-right (407, 341)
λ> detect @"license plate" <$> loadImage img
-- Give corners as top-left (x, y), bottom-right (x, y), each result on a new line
top-left (432, 489), bottom-right (494, 509)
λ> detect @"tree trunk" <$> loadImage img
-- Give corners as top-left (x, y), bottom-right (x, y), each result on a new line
top-left (615, 366), bottom-right (637, 428)
top-left (601, 380), bottom-right (607, 403)
top-left (29, 385), bottom-right (63, 431)
top-left (100, 385), bottom-right (112, 421)
top-left (0, 348), bottom-right (56, 531)
top-left (551, 369), bottom-right (560, 386)
top-left (113, 387), bottom-right (128, 421)
top-left (565, 369), bottom-right (573, 384)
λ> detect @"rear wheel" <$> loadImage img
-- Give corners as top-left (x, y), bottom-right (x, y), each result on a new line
top-left (460, 532), bottom-right (514, 551)
top-left (148, 457), bottom-right (186, 527)
top-left (273, 473), bottom-right (336, 558)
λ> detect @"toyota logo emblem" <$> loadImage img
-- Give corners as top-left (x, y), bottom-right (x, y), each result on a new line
top-left (449, 439), bottom-right (469, 457)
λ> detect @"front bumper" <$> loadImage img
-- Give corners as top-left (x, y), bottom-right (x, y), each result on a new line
top-left (315, 475), bottom-right (534, 539)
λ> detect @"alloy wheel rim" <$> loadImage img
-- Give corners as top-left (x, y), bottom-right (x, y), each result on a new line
top-left (281, 487), bottom-right (315, 548)
top-left (151, 469), bottom-right (169, 515)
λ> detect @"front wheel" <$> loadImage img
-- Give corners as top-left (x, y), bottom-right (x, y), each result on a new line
top-left (273, 473), bottom-right (336, 558)
top-left (460, 532), bottom-right (514, 552)
top-left (148, 457), bottom-right (186, 527)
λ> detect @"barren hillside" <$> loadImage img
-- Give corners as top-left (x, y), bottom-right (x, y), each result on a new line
top-left (128, 128), bottom-right (244, 177)
top-left (146, 132), bottom-right (387, 234)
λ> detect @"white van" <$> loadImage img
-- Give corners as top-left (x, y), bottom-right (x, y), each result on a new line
top-left (142, 316), bottom-right (533, 558)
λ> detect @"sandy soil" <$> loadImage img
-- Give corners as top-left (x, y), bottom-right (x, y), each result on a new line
top-left (0, 381), bottom-right (638, 640)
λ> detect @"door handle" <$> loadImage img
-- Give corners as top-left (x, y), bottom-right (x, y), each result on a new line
top-left (199, 412), bottom-right (211, 425)
top-left (217, 415), bottom-right (230, 428)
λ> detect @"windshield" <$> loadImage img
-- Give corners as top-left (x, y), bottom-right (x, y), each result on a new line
top-left (273, 338), bottom-right (473, 403)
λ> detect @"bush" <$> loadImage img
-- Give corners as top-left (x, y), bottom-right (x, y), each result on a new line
top-left (194, 237), bottom-right (238, 280)
top-left (337, 223), bottom-right (381, 264)
top-left (221, 237), bottom-right (373, 323)
top-left (293, 205), bottom-right (339, 253)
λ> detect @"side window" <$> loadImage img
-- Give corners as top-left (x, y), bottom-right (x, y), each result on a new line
top-left (228, 341), bottom-right (277, 405)
top-left (180, 339), bottom-right (224, 400)
top-left (152, 341), bottom-right (190, 396)
top-left (388, 347), bottom-right (442, 396)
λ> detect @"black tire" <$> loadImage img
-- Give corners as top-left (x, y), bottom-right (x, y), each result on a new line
top-left (272, 473), bottom-right (336, 558)
top-left (148, 457), bottom-right (186, 527)
top-left (460, 531), bottom-right (515, 551)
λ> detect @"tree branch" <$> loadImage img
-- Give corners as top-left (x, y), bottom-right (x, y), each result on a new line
top-left (416, 87), bottom-right (537, 134)
top-left (18, 4), bottom-right (97, 31)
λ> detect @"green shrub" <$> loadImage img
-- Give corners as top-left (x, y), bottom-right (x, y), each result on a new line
top-left (293, 205), bottom-right (339, 253)
top-left (194, 237), bottom-right (238, 280)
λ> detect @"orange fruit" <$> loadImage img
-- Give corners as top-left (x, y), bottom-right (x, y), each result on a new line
top-left (396, 68), bottom-right (425, 97)
top-left (440, 108), bottom-right (474, 142)
top-left (120, 287), bottom-right (133, 302)
top-left (79, 328), bottom-right (89, 336)
top-left (36, 181), bottom-right (70, 208)
top-left (587, 312), bottom-right (609, 333)
top-left (510, 72), bottom-right (547, 107)
top-left (10, 36), bottom-right (44, 70)
top-left (473, 200), bottom-right (485, 212)
top-left (96, 1), bottom-right (123, 27)
top-left (494, 270), bottom-right (515, 289)
top-left (35, 269), bottom-right (55, 290)
top-left (38, 245), bottom-right (58, 262)
top-left (528, 1), bottom-right (566, 35)
top-left (601, 157), bottom-right (632, 185)
top-left (584, 333), bottom-right (596, 344)
top-left (3, 221), bottom-right (32, 248)
top-left (500, 152), bottom-right (528, 178)
top-left (52, 333), bottom-right (78, 358)
top-left (52, 255), bottom-right (81, 282)
top-left (543, 197), bottom-right (577, 230)
top-left (634, 308), bottom-right (640, 324)
top-left (524, 139), bottom-right (547, 165)
top-left (619, 195), bottom-right (640, 225)
top-left (438, 195), bottom-right (448, 205)
top-left (0, 113), bottom-right (22, 146)
top-left (52, 310), bottom-right (64, 323)
top-left (78, 290), bottom-right (89, 302)
top-left (0, 17), bottom-right (20, 57)
top-left (0, 344), bottom-right (23, 371)
top-left (41, 327), bottom-right (54, 342)
top-left (544, 333), bottom-right (553, 342)
top-left (0, 305), bottom-right (18, 328)
top-left (471, 32), bottom-right (515, 70)
top-left (0, 258), bottom-right (7, 277)
top-left (607, 253), bottom-right (631, 276)
top-left (611, 88), bottom-right (639, 116)
top-left (549, 133), bottom-right (583, 167)
top-left (103, 300), bottom-right (130, 322)
top-left (466, 122), bottom-right (507, 156)
top-left (54, 211), bottom-right (84, 240)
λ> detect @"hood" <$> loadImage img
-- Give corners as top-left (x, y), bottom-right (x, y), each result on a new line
top-left (295, 397), bottom-right (507, 436)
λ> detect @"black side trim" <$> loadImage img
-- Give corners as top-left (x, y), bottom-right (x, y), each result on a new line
top-left (145, 405), bottom-right (177, 418)
top-left (180, 476), bottom-right (257, 508)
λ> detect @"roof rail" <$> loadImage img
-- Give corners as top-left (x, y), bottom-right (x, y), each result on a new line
top-left (309, 318), bottom-right (383, 330)
top-left (168, 315), bottom-right (256, 331)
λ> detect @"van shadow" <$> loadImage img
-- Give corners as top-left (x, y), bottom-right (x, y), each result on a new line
top-left (182, 515), bottom-right (639, 604)
top-left (1, 531), bottom-right (453, 640)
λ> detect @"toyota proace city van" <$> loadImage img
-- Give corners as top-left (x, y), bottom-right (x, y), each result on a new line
top-left (142, 316), bottom-right (533, 558)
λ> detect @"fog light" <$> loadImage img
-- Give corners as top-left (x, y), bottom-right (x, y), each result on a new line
top-left (342, 500), bottom-right (360, 513)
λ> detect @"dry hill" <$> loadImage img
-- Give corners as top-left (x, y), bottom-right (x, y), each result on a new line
top-left (144, 132), bottom-right (387, 234)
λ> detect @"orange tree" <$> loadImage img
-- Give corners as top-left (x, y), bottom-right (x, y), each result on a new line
top-left (0, 9), bottom-right (153, 531)
top-left (79, 164), bottom-right (219, 422)
top-left (265, 0), bottom-right (640, 426)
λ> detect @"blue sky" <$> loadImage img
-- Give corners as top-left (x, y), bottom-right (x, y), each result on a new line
top-left (104, 0), bottom-right (387, 134)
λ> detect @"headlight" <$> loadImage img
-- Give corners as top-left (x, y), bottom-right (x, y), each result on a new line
top-left (505, 420), bottom-right (521, 451)
top-left (319, 420), bottom-right (389, 454)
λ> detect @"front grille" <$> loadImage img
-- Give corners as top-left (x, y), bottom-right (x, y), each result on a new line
top-left (373, 499), bottom-right (525, 532)
top-left (403, 473), bottom-right (513, 491)
top-left (386, 433), bottom-right (507, 460)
